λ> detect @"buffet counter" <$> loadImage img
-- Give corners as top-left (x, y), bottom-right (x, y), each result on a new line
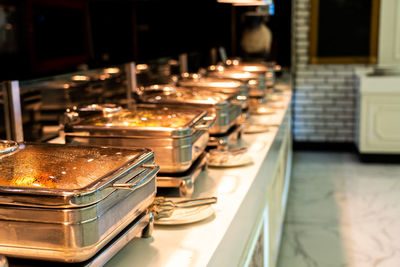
top-left (48, 83), bottom-right (292, 267)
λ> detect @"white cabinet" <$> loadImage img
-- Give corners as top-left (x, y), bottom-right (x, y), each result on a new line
top-left (356, 74), bottom-right (400, 153)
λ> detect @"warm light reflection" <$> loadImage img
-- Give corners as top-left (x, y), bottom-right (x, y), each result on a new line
top-left (136, 64), bottom-right (148, 70)
top-left (209, 82), bottom-right (240, 88)
top-left (217, 175), bottom-right (239, 194)
top-left (165, 249), bottom-right (194, 267)
top-left (242, 66), bottom-right (260, 72)
top-left (249, 80), bottom-right (257, 85)
top-left (230, 72), bottom-right (253, 79)
top-left (63, 84), bottom-right (70, 89)
top-left (10, 171), bottom-right (56, 188)
top-left (71, 75), bottom-right (90, 81)
top-left (104, 67), bottom-right (120, 74)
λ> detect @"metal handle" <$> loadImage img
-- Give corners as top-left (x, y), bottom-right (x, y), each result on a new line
top-left (111, 164), bottom-right (159, 191)
top-left (174, 197), bottom-right (218, 208)
top-left (194, 116), bottom-right (215, 130)
top-left (0, 140), bottom-right (19, 155)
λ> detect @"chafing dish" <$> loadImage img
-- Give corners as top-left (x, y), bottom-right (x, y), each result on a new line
top-left (205, 65), bottom-right (267, 98)
top-left (157, 151), bottom-right (208, 197)
top-left (136, 85), bottom-right (242, 136)
top-left (224, 59), bottom-right (278, 88)
top-left (64, 103), bottom-right (214, 173)
top-left (177, 73), bottom-right (249, 112)
top-left (0, 140), bottom-right (159, 263)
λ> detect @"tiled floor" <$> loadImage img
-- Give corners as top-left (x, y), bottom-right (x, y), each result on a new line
top-left (277, 151), bottom-right (400, 267)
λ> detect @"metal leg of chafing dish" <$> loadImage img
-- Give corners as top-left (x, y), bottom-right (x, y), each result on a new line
top-left (141, 211), bottom-right (154, 238)
top-left (0, 254), bottom-right (7, 267)
top-left (179, 178), bottom-right (194, 197)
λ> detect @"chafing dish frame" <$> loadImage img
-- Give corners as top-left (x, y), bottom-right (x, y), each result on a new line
top-left (6, 210), bottom-right (154, 267)
top-left (157, 151), bottom-right (208, 197)
top-left (208, 124), bottom-right (244, 149)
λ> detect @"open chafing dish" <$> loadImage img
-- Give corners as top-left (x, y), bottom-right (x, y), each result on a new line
top-left (64, 103), bottom-right (213, 174)
top-left (0, 140), bottom-right (159, 263)
top-left (136, 85), bottom-right (242, 136)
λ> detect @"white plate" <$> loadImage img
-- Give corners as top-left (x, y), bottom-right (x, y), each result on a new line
top-left (155, 200), bottom-right (215, 225)
top-left (208, 153), bottom-right (254, 168)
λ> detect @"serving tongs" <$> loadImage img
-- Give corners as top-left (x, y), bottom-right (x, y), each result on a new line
top-left (149, 196), bottom-right (217, 220)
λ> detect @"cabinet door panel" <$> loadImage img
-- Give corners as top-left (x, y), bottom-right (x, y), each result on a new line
top-left (362, 95), bottom-right (400, 152)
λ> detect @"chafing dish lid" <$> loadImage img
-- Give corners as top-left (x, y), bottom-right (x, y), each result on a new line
top-left (0, 140), bottom-right (158, 208)
top-left (0, 141), bottom-right (149, 191)
top-left (66, 104), bottom-right (211, 138)
top-left (140, 86), bottom-right (232, 106)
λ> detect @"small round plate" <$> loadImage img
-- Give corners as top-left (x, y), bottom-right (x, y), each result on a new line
top-left (208, 153), bottom-right (254, 168)
top-left (155, 199), bottom-right (215, 225)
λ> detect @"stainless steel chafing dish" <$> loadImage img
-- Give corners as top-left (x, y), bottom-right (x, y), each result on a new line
top-left (177, 73), bottom-right (249, 112)
top-left (0, 140), bottom-right (159, 263)
top-left (64, 103), bottom-right (214, 174)
top-left (205, 65), bottom-right (267, 98)
top-left (136, 85), bottom-right (242, 136)
top-left (224, 59), bottom-right (278, 88)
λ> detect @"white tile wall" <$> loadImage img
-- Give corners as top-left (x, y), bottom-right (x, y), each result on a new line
top-left (291, 0), bottom-right (371, 143)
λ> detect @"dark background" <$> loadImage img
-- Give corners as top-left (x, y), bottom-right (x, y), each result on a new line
top-left (317, 0), bottom-right (372, 57)
top-left (0, 0), bottom-right (292, 81)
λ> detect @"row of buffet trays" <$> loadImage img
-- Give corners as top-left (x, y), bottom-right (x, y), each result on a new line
top-left (0, 59), bottom-right (283, 266)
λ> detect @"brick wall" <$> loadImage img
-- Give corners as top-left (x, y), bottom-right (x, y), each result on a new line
top-left (291, 0), bottom-right (372, 143)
